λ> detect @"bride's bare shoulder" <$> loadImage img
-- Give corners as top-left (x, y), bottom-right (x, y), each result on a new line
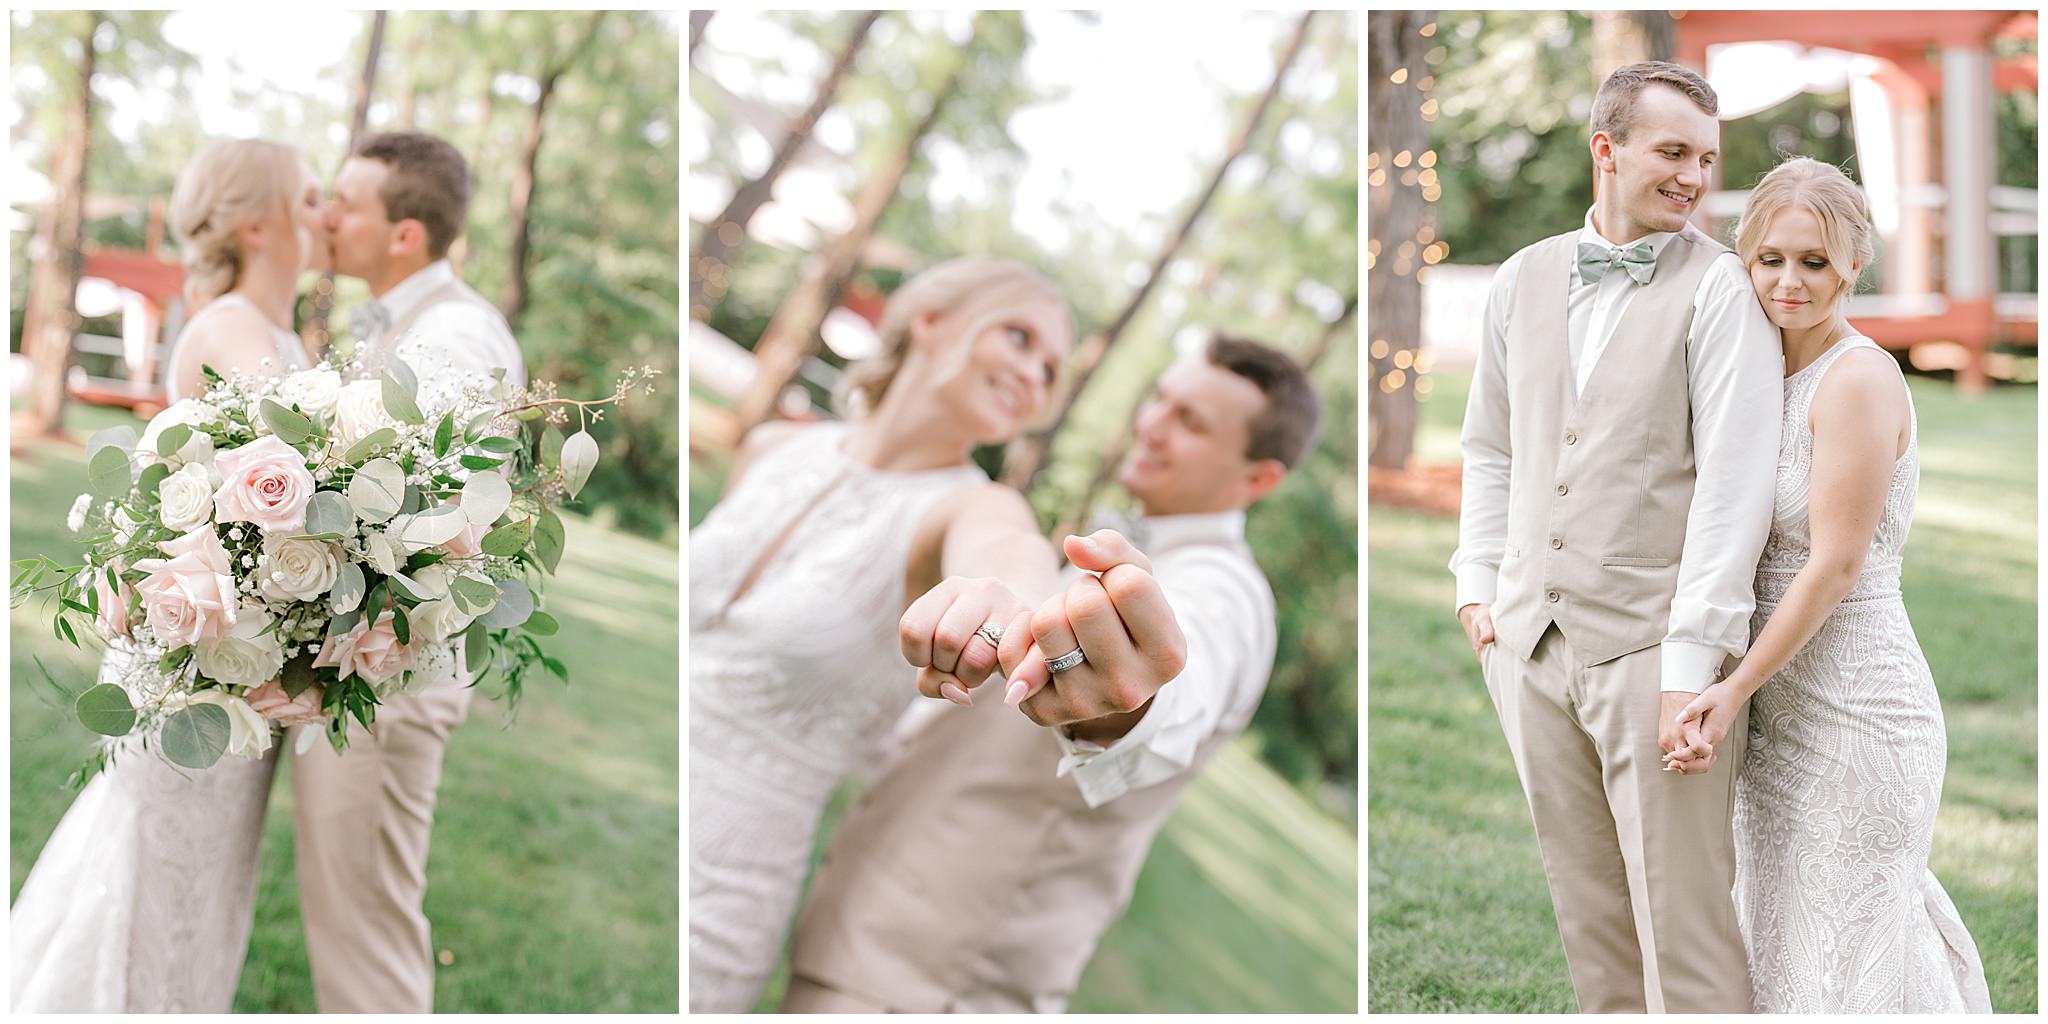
top-left (178, 300), bottom-right (276, 350)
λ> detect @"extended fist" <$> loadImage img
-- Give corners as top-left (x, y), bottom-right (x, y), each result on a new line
top-left (996, 530), bottom-right (1188, 729)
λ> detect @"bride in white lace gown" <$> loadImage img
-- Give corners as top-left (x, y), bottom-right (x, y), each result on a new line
top-left (688, 258), bottom-right (1075, 1011)
top-left (12, 138), bottom-right (329, 1012)
top-left (1672, 158), bottom-right (1990, 1012)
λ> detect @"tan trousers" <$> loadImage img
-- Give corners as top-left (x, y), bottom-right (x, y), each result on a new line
top-left (290, 683), bottom-right (473, 1013)
top-left (1483, 625), bottom-right (1751, 1013)
top-left (780, 974), bottom-right (891, 1013)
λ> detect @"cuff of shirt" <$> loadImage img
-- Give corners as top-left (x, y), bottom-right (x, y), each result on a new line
top-left (1658, 641), bottom-right (1726, 694)
top-left (1052, 682), bottom-right (1195, 808)
top-left (1453, 564), bottom-right (1499, 615)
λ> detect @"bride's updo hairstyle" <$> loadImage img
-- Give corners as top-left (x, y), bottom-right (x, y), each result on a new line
top-left (834, 256), bottom-right (1068, 418)
top-left (1733, 157), bottom-right (1875, 299)
top-left (169, 138), bottom-right (301, 307)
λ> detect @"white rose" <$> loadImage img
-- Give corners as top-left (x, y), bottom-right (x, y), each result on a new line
top-left (410, 563), bottom-right (455, 601)
top-left (185, 687), bottom-right (274, 758)
top-left (138, 399), bottom-right (219, 453)
top-left (277, 368), bottom-right (343, 416)
top-left (257, 536), bottom-right (341, 603)
top-left (173, 430), bottom-right (216, 469)
top-left (410, 597), bottom-right (477, 643)
top-left (332, 380), bottom-right (401, 449)
top-left (67, 493), bottom-right (92, 533)
top-left (157, 462), bottom-right (216, 533)
top-left (193, 608), bottom-right (287, 691)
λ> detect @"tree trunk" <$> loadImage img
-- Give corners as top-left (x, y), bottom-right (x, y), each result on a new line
top-left (1000, 11), bottom-right (1318, 491)
top-left (688, 11), bottom-right (713, 59)
top-left (1054, 295), bottom-right (1354, 540)
top-left (305, 10), bottom-right (386, 359)
top-left (23, 12), bottom-right (99, 437)
top-left (503, 11), bottom-right (607, 330)
top-left (690, 11), bottom-right (880, 323)
top-left (1592, 10), bottom-right (1674, 76)
top-left (732, 42), bottom-right (971, 434)
top-left (1366, 11), bottom-right (1430, 471)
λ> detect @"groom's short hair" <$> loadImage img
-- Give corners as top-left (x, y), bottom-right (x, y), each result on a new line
top-left (1590, 61), bottom-right (1718, 145)
top-left (352, 131), bottom-right (471, 260)
top-left (1205, 335), bottom-right (1321, 469)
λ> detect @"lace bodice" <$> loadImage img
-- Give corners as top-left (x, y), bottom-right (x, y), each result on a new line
top-left (1754, 335), bottom-right (1918, 605)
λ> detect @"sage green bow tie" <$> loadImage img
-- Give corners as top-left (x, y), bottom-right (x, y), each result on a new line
top-left (1576, 240), bottom-right (1659, 286)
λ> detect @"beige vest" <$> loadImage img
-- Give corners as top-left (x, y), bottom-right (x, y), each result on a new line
top-left (1491, 223), bottom-right (1726, 666)
top-left (787, 693), bottom-right (1239, 1012)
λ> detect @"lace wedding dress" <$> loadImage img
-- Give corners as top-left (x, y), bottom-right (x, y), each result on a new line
top-left (688, 422), bottom-right (984, 1012)
top-left (11, 294), bottom-right (309, 1012)
top-left (1734, 335), bottom-right (1992, 1012)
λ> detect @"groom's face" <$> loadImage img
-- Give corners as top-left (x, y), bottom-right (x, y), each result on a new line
top-left (1595, 84), bottom-right (1720, 239)
top-left (1117, 356), bottom-right (1275, 517)
top-left (327, 157), bottom-right (400, 280)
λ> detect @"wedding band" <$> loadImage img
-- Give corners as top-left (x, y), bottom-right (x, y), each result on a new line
top-left (975, 622), bottom-right (1006, 646)
top-left (1044, 646), bottom-right (1086, 674)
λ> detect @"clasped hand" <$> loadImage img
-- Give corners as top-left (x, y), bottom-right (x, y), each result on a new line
top-left (898, 529), bottom-right (1188, 730)
top-left (1663, 679), bottom-right (1748, 775)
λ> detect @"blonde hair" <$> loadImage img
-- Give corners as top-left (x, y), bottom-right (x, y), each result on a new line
top-left (1733, 157), bottom-right (1875, 299)
top-left (834, 256), bottom-right (1068, 417)
top-left (169, 138), bottom-right (302, 307)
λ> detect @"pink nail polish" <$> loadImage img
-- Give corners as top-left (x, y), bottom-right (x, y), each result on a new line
top-left (1005, 679), bottom-right (1029, 706)
top-left (941, 682), bottom-right (973, 706)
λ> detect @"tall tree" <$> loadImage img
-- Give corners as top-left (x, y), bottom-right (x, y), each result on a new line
top-left (689, 11), bottom-right (881, 323)
top-left (1000, 11), bottom-right (1318, 490)
top-left (22, 11), bottom-right (100, 437)
top-left (688, 11), bottom-right (713, 59)
top-left (503, 11), bottom-right (608, 330)
top-left (304, 11), bottom-right (386, 358)
top-left (1592, 10), bottom-right (1674, 75)
top-left (1366, 11), bottom-right (1431, 470)
top-left (732, 18), bottom-right (979, 434)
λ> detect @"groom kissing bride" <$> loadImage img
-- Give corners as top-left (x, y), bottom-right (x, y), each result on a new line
top-left (13, 130), bottom-right (523, 1013)
top-left (1451, 61), bottom-right (1989, 1012)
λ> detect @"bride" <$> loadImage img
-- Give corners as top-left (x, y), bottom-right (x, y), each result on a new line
top-left (1670, 157), bottom-right (1991, 1012)
top-left (12, 137), bottom-right (330, 1012)
top-left (688, 256), bottom-right (1075, 1011)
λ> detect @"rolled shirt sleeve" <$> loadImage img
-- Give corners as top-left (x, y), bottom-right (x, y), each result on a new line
top-left (1659, 252), bottom-right (1783, 693)
top-left (1052, 550), bottom-right (1274, 808)
top-left (1449, 249), bottom-right (1526, 613)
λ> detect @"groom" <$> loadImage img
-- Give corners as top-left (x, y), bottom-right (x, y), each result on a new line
top-left (1449, 62), bottom-right (1780, 1011)
top-left (781, 335), bottom-right (1321, 1012)
top-left (290, 130), bottom-right (524, 1013)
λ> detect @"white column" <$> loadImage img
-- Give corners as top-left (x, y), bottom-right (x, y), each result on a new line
top-left (1941, 44), bottom-right (1995, 301)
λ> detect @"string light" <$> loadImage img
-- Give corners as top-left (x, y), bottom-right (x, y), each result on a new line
top-left (1390, 68), bottom-right (1409, 84)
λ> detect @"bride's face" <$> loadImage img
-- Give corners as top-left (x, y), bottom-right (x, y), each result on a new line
top-left (919, 291), bottom-right (1071, 445)
top-left (1749, 203), bottom-right (1850, 332)
top-left (292, 160), bottom-right (331, 276)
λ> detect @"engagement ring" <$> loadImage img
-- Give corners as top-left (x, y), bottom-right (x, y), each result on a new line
top-left (1044, 646), bottom-right (1087, 674)
top-left (975, 622), bottom-right (1006, 646)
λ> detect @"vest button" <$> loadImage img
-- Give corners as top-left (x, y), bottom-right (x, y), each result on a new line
top-left (1556, 483), bottom-right (1569, 496)
top-left (1564, 432), bottom-right (1578, 445)
top-left (1546, 590), bottom-right (1561, 603)
top-left (1550, 537), bottom-right (1563, 550)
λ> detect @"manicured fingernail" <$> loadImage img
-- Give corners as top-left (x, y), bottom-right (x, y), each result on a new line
top-left (941, 682), bottom-right (973, 706)
top-left (1005, 679), bottom-right (1029, 706)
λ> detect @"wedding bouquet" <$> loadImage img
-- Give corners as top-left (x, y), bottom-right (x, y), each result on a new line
top-left (14, 355), bottom-right (658, 782)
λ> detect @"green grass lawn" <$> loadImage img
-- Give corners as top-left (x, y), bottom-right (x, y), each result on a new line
top-left (10, 404), bottom-right (680, 1012)
top-left (1368, 371), bottom-right (2038, 1012)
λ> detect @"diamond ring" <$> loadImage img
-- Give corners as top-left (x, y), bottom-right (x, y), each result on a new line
top-left (1044, 646), bottom-right (1087, 674)
top-left (975, 622), bottom-right (1006, 647)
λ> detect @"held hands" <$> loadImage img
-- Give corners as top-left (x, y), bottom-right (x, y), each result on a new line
top-left (1665, 678), bottom-right (1748, 775)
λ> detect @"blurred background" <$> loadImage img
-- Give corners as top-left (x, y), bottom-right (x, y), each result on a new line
top-left (689, 10), bottom-right (1356, 1012)
top-left (1365, 9), bottom-right (2037, 1012)
top-left (9, 11), bottom-right (678, 1011)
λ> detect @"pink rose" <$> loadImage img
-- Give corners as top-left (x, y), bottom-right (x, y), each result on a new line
top-left (441, 519), bottom-right (491, 559)
top-left (313, 611), bottom-right (416, 685)
top-left (131, 527), bottom-right (238, 648)
top-left (245, 678), bottom-right (328, 728)
top-left (212, 435), bottom-right (316, 535)
top-left (92, 560), bottom-right (136, 638)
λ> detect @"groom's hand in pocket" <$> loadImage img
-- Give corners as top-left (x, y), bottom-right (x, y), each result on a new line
top-left (996, 530), bottom-right (1187, 737)
top-left (900, 577), bottom-right (1030, 707)
top-left (1457, 602), bottom-right (1496, 662)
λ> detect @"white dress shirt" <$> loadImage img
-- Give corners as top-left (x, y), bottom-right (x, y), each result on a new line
top-left (1052, 509), bottom-right (1277, 806)
top-left (1449, 209), bottom-right (1784, 693)
top-left (375, 260), bottom-right (527, 388)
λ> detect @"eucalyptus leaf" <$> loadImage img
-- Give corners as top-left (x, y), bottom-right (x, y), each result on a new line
top-left (387, 354), bottom-right (419, 395)
top-left (534, 509), bottom-right (566, 575)
top-left (75, 683), bottom-right (137, 736)
top-left (478, 578), bottom-right (534, 629)
top-left (88, 445), bottom-right (133, 501)
top-left (306, 491), bottom-right (356, 538)
top-left (161, 704), bottom-right (230, 769)
top-left (330, 562), bottom-right (366, 614)
top-left (464, 619), bottom-right (489, 674)
top-left (364, 532), bottom-right (404, 575)
top-left (460, 472), bottom-right (513, 526)
top-left (343, 427), bottom-right (398, 464)
top-left (381, 374), bottom-right (425, 426)
top-left (463, 411), bottom-right (496, 443)
top-left (481, 519), bottom-right (533, 557)
top-left (327, 604), bottom-right (364, 637)
top-left (154, 423), bottom-right (194, 459)
top-left (458, 454), bottom-right (504, 472)
top-left (476, 434), bottom-right (522, 454)
top-left (387, 571), bottom-right (433, 603)
top-left (136, 462), bottom-right (172, 500)
top-left (541, 426), bottom-right (565, 469)
top-left (521, 611), bottom-right (560, 636)
top-left (87, 424), bottom-right (138, 459)
top-left (450, 575), bottom-right (499, 613)
top-left (391, 603), bottom-right (412, 645)
top-left (260, 400), bottom-right (314, 444)
top-left (346, 459), bottom-right (406, 523)
top-left (560, 431), bottom-right (599, 499)
top-left (281, 656), bottom-right (317, 699)
top-left (433, 413), bottom-right (455, 459)
top-left (395, 505), bottom-right (469, 550)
